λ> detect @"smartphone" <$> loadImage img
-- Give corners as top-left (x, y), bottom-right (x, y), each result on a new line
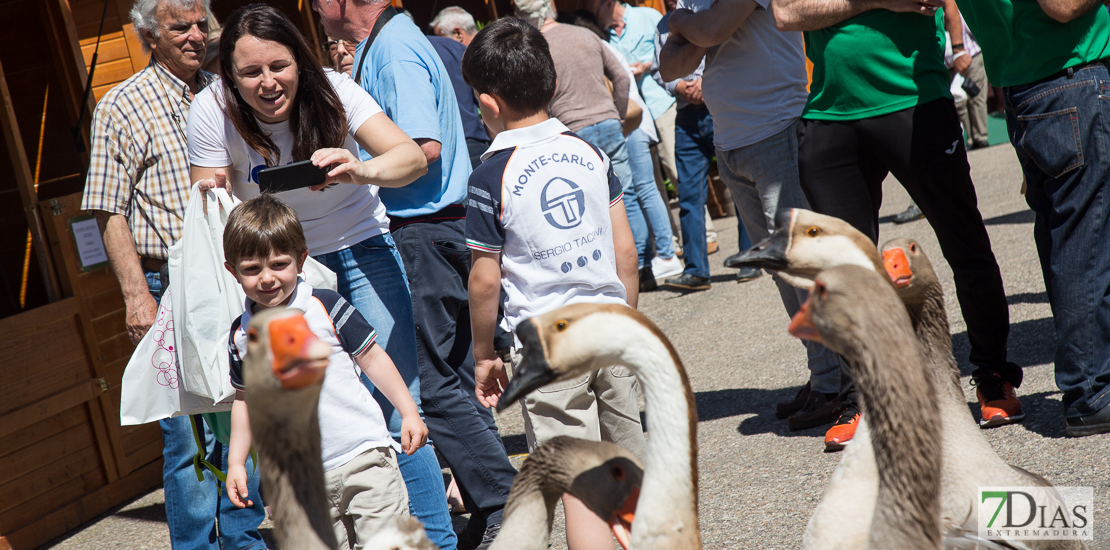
top-left (257, 160), bottom-right (329, 193)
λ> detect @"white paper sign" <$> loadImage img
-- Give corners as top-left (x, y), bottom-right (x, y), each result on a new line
top-left (71, 217), bottom-right (109, 269)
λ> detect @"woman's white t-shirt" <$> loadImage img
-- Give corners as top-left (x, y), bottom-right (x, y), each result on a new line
top-left (187, 71), bottom-right (390, 255)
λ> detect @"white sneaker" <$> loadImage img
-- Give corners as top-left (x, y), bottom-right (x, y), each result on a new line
top-left (651, 255), bottom-right (684, 279)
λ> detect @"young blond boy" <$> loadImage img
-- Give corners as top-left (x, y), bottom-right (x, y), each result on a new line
top-left (461, 18), bottom-right (647, 550)
top-left (221, 194), bottom-right (428, 548)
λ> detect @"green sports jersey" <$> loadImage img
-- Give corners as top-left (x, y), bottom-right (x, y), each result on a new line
top-left (802, 10), bottom-right (951, 121)
top-left (957, 0), bottom-right (1110, 87)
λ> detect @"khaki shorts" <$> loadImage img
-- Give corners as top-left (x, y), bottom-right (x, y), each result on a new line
top-left (324, 446), bottom-right (409, 549)
top-left (512, 349), bottom-right (647, 462)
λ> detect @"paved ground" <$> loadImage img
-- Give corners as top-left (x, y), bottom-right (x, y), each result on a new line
top-left (42, 143), bottom-right (1109, 549)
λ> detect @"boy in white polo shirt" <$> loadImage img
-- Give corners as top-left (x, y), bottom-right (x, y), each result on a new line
top-left (461, 17), bottom-right (647, 549)
top-left (221, 194), bottom-right (427, 548)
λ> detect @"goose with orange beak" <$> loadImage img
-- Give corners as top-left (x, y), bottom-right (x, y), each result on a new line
top-left (242, 307), bottom-right (336, 550)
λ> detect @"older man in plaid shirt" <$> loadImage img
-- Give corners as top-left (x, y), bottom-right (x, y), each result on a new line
top-left (81, 0), bottom-right (266, 547)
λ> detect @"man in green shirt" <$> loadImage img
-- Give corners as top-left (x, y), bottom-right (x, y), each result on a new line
top-left (956, 0), bottom-right (1110, 437)
top-left (776, 0), bottom-right (1021, 445)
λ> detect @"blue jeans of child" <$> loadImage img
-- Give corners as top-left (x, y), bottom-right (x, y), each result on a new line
top-left (576, 118), bottom-right (650, 267)
top-left (1005, 63), bottom-right (1110, 418)
top-left (313, 234), bottom-right (457, 550)
top-left (715, 122), bottom-right (844, 395)
top-left (675, 105), bottom-right (715, 278)
top-left (627, 127), bottom-right (676, 264)
top-left (145, 271), bottom-right (267, 550)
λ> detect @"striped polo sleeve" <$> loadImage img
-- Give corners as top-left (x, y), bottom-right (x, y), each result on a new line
top-left (313, 290), bottom-right (377, 357)
top-left (229, 316), bottom-right (246, 391)
top-left (465, 148), bottom-right (514, 253)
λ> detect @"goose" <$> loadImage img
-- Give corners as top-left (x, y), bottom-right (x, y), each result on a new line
top-left (241, 307), bottom-right (338, 550)
top-left (789, 265), bottom-right (944, 550)
top-left (736, 215), bottom-right (1083, 549)
top-left (364, 436), bottom-right (644, 550)
top-left (244, 308), bottom-right (644, 550)
top-left (881, 239), bottom-right (1084, 550)
top-left (498, 303), bottom-right (701, 550)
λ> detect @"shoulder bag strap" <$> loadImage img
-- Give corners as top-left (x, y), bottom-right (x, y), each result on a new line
top-left (353, 6), bottom-right (399, 86)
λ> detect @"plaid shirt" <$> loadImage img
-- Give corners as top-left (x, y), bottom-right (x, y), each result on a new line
top-left (82, 59), bottom-right (216, 260)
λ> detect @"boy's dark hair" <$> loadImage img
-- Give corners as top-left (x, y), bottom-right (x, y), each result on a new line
top-left (461, 17), bottom-right (556, 115)
top-left (224, 194), bottom-right (308, 266)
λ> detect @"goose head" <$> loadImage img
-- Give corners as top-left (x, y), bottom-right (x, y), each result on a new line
top-left (880, 238), bottom-right (940, 306)
top-left (497, 303), bottom-right (681, 411)
top-left (361, 515), bottom-right (438, 550)
top-left (786, 265), bottom-right (912, 355)
top-left (731, 208), bottom-right (882, 288)
top-left (244, 307), bottom-right (331, 392)
top-left (506, 436), bottom-right (645, 550)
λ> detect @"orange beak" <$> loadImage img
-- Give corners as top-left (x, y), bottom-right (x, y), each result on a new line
top-left (882, 248), bottom-right (913, 288)
top-left (268, 314), bottom-right (330, 389)
top-left (610, 486), bottom-right (639, 550)
top-left (788, 295), bottom-right (822, 344)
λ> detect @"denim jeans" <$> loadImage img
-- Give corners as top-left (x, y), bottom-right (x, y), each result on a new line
top-left (576, 118), bottom-right (650, 267)
top-left (313, 234), bottom-right (457, 549)
top-left (391, 217), bottom-right (517, 521)
top-left (145, 271), bottom-right (267, 550)
top-left (1006, 63), bottom-right (1110, 418)
top-left (715, 121), bottom-right (844, 395)
top-left (627, 127), bottom-right (676, 263)
top-left (675, 106), bottom-right (715, 278)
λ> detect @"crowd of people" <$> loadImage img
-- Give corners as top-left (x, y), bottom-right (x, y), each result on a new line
top-left (81, 0), bottom-right (1110, 548)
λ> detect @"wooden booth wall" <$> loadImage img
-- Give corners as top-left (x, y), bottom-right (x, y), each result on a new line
top-left (0, 1), bottom-right (318, 549)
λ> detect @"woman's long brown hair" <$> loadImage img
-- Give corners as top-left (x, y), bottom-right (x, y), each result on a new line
top-left (218, 4), bottom-right (347, 167)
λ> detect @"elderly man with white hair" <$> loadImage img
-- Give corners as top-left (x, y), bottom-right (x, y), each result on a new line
top-left (430, 6), bottom-right (478, 46)
top-left (81, 0), bottom-right (266, 548)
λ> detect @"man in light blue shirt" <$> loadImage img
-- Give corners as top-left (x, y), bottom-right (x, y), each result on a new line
top-left (593, 1), bottom-right (680, 188)
top-left (315, 2), bottom-right (517, 549)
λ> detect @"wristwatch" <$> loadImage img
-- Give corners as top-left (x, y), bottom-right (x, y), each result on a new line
top-left (952, 43), bottom-right (965, 52)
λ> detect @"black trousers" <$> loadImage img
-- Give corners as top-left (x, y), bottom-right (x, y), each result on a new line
top-left (798, 98), bottom-right (1019, 385)
top-left (391, 216), bottom-right (517, 515)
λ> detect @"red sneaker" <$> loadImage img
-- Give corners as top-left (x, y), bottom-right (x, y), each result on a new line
top-left (973, 372), bottom-right (1024, 428)
top-left (824, 407), bottom-right (861, 452)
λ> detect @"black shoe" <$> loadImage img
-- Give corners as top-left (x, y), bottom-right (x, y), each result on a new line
top-left (1066, 402), bottom-right (1110, 437)
top-left (639, 265), bottom-right (658, 292)
top-left (724, 251), bottom-right (744, 269)
top-left (663, 273), bottom-right (711, 290)
top-left (456, 515), bottom-right (486, 550)
top-left (788, 390), bottom-right (848, 431)
top-left (736, 267), bottom-right (762, 283)
top-left (892, 204), bottom-right (925, 224)
top-left (776, 382), bottom-right (811, 419)
top-left (970, 140), bottom-right (991, 150)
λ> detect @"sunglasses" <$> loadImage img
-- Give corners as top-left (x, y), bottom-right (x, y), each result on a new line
top-left (323, 39), bottom-right (358, 56)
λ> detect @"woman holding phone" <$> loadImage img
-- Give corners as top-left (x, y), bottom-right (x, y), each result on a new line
top-left (186, 5), bottom-right (457, 548)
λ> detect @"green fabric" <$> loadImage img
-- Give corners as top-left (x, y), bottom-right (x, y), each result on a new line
top-left (802, 10), bottom-right (951, 121)
top-left (202, 411), bottom-right (233, 446)
top-left (957, 0), bottom-right (1110, 87)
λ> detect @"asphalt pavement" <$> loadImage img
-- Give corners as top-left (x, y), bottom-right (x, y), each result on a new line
top-left (41, 142), bottom-right (1109, 549)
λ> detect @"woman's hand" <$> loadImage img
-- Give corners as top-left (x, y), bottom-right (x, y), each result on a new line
top-left (195, 169), bottom-right (228, 191)
top-left (310, 148), bottom-right (383, 190)
top-left (399, 414), bottom-right (429, 456)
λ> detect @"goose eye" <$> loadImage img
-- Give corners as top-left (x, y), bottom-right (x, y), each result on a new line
top-left (611, 464), bottom-right (625, 481)
top-left (910, 243), bottom-right (918, 253)
top-left (247, 327), bottom-right (259, 343)
top-left (806, 226), bottom-right (821, 237)
top-left (555, 320), bottom-right (569, 331)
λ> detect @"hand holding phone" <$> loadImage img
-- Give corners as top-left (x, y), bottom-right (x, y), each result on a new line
top-left (310, 147), bottom-right (382, 189)
top-left (257, 160), bottom-right (329, 193)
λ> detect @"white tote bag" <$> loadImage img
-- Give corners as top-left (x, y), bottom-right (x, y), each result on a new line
top-left (169, 185), bottom-right (338, 404)
top-left (119, 287), bottom-right (234, 425)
